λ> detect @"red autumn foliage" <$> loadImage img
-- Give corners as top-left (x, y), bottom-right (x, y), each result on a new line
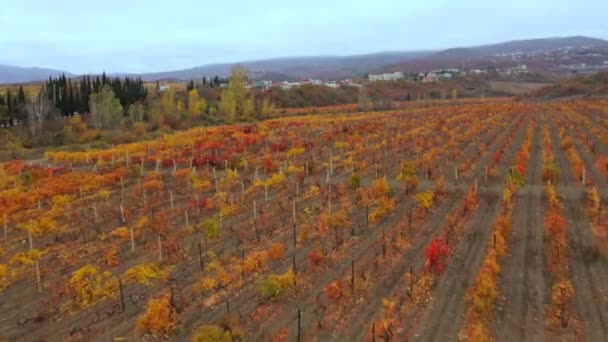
top-left (544, 209), bottom-right (567, 239)
top-left (424, 238), bottom-right (451, 274)
top-left (324, 281), bottom-right (343, 303)
top-left (307, 250), bottom-right (325, 266)
top-left (271, 142), bottom-right (287, 152)
top-left (493, 151), bottom-right (502, 165)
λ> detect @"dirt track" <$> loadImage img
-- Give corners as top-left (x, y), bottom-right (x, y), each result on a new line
top-left (550, 115), bottom-right (608, 340)
top-left (493, 114), bottom-right (545, 341)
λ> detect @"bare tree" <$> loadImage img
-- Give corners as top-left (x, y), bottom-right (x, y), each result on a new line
top-left (27, 88), bottom-right (52, 137)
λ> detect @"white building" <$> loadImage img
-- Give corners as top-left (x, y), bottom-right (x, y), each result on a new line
top-left (368, 72), bottom-right (405, 82)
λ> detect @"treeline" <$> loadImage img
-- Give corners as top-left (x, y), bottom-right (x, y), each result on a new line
top-left (45, 73), bottom-right (147, 115)
top-left (269, 85), bottom-right (359, 108)
top-left (1, 66), bottom-right (279, 149)
top-left (267, 80), bottom-right (466, 109)
top-left (185, 76), bottom-right (224, 90)
top-left (0, 74), bottom-right (148, 126)
top-left (0, 87), bottom-right (27, 122)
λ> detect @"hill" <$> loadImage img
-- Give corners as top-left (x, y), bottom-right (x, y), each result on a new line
top-left (436, 36), bottom-right (607, 58)
top-left (2, 36), bottom-right (608, 84)
top-left (384, 36), bottom-right (608, 76)
top-left (528, 71), bottom-right (608, 99)
top-left (0, 64), bottom-right (73, 84)
top-left (138, 51), bottom-right (433, 81)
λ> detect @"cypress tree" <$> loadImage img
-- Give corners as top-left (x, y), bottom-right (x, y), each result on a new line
top-left (18, 86), bottom-right (26, 104)
top-left (6, 90), bottom-right (12, 113)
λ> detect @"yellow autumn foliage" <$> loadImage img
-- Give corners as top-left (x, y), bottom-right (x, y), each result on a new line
top-left (68, 264), bottom-right (118, 309)
top-left (287, 147), bottom-right (305, 158)
top-left (416, 191), bottom-right (435, 210)
top-left (0, 263), bottom-right (8, 290)
top-left (369, 196), bottom-right (396, 224)
top-left (109, 226), bottom-right (131, 241)
top-left (123, 263), bottom-right (162, 285)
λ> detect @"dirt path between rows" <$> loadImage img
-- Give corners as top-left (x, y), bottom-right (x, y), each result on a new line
top-left (552, 117), bottom-right (608, 340)
top-left (327, 113), bottom-right (526, 342)
top-left (493, 114), bottom-right (545, 342)
top-left (412, 116), bottom-right (531, 341)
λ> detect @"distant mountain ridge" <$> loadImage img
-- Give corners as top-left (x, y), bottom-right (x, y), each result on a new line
top-left (1, 36), bottom-right (607, 84)
top-left (383, 36), bottom-right (608, 74)
top-left (436, 36), bottom-right (608, 58)
top-left (137, 51), bottom-right (434, 81)
top-left (0, 64), bottom-right (73, 84)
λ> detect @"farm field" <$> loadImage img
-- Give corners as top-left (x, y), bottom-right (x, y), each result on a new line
top-left (1, 99), bottom-right (608, 341)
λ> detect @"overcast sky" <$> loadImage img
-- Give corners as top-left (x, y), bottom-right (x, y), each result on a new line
top-left (1, 0), bottom-right (607, 74)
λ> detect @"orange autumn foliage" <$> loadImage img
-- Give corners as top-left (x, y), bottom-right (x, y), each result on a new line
top-left (268, 243), bottom-right (286, 260)
top-left (324, 280), bottom-right (343, 303)
top-left (137, 290), bottom-right (180, 336)
top-left (464, 187), bottom-right (478, 212)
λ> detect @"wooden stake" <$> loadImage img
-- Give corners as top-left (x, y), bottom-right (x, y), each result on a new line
top-left (329, 148), bottom-right (333, 176)
top-left (253, 200), bottom-right (257, 220)
top-left (120, 177), bottom-right (125, 203)
top-left (120, 204), bottom-right (126, 224)
top-left (328, 185), bottom-right (332, 215)
top-left (93, 204), bottom-right (98, 223)
top-left (119, 279), bottom-right (125, 312)
top-left (3, 213), bottom-right (7, 244)
top-left (35, 259), bottom-right (42, 292)
top-left (582, 167), bottom-right (586, 184)
top-left (351, 260), bottom-right (355, 293)
top-left (297, 309), bottom-right (302, 342)
top-left (130, 226), bottom-right (135, 252)
top-left (409, 267), bottom-right (414, 299)
top-left (292, 254), bottom-right (297, 282)
top-left (372, 322), bottom-right (376, 342)
top-left (198, 242), bottom-right (204, 272)
top-left (158, 233), bottom-right (163, 261)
